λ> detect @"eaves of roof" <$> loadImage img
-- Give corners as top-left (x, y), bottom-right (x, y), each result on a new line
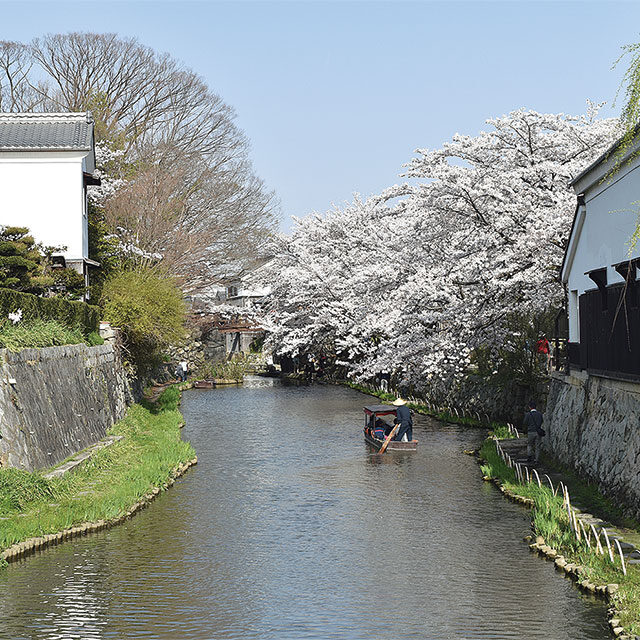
top-left (559, 195), bottom-right (585, 284)
top-left (0, 112), bottom-right (94, 152)
top-left (569, 122), bottom-right (640, 189)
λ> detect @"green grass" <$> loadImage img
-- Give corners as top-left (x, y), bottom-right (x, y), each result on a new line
top-left (480, 438), bottom-right (640, 634)
top-left (153, 384), bottom-right (181, 412)
top-left (0, 386), bottom-right (195, 552)
top-left (488, 424), bottom-right (516, 439)
top-left (0, 319), bottom-right (105, 351)
top-left (537, 454), bottom-right (640, 532)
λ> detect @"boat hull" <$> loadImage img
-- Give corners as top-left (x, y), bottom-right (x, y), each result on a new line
top-left (193, 379), bottom-right (242, 389)
top-left (364, 429), bottom-right (418, 451)
top-left (193, 380), bottom-right (215, 389)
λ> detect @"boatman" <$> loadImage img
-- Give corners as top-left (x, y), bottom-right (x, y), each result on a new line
top-left (392, 397), bottom-right (413, 442)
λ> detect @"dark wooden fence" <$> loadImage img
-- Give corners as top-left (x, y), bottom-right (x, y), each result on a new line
top-left (572, 283), bottom-right (640, 380)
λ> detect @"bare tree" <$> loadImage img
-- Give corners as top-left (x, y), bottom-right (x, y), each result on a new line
top-left (30, 32), bottom-right (247, 163)
top-left (103, 146), bottom-right (278, 293)
top-left (0, 32), bottom-right (282, 290)
top-left (0, 41), bottom-right (45, 111)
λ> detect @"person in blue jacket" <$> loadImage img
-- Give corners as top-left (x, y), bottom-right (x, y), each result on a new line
top-left (371, 418), bottom-right (388, 440)
top-left (392, 397), bottom-right (413, 441)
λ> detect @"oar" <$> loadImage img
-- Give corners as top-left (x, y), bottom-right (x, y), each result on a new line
top-left (379, 424), bottom-right (399, 454)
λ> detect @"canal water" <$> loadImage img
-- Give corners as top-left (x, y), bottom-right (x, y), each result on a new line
top-left (0, 380), bottom-right (609, 639)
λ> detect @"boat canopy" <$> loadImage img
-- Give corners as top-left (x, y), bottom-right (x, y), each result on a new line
top-left (363, 404), bottom-right (397, 416)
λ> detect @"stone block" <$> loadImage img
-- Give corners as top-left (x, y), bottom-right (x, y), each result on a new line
top-left (0, 343), bottom-right (131, 471)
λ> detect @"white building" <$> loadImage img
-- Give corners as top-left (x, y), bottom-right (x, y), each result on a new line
top-left (561, 131), bottom-right (640, 379)
top-left (225, 264), bottom-right (272, 308)
top-left (223, 261), bottom-right (272, 353)
top-left (0, 112), bottom-right (100, 285)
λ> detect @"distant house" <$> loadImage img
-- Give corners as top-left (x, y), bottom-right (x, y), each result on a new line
top-left (223, 262), bottom-right (272, 354)
top-left (561, 132), bottom-right (640, 380)
top-left (225, 276), bottom-right (271, 309)
top-left (0, 112), bottom-right (100, 294)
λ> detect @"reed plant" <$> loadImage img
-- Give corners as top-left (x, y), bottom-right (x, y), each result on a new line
top-left (197, 358), bottom-right (247, 381)
top-left (480, 437), bottom-right (640, 634)
top-left (0, 386), bottom-right (194, 553)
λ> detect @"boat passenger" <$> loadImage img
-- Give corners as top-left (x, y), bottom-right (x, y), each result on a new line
top-left (372, 418), bottom-right (388, 440)
top-left (392, 397), bottom-right (413, 441)
top-left (368, 415), bottom-right (385, 439)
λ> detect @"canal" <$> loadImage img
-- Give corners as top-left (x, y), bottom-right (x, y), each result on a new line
top-left (0, 380), bottom-right (609, 639)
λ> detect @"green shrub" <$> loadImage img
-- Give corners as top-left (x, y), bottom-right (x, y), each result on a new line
top-left (49, 265), bottom-right (87, 300)
top-left (0, 227), bottom-right (88, 299)
top-left (101, 268), bottom-right (186, 372)
top-left (85, 331), bottom-right (105, 346)
top-left (155, 385), bottom-right (181, 412)
top-left (0, 287), bottom-right (100, 334)
top-left (0, 227), bottom-right (45, 292)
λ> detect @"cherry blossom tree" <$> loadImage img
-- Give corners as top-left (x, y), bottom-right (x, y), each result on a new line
top-left (260, 106), bottom-right (619, 394)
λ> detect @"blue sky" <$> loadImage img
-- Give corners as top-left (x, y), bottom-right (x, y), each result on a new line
top-left (1, 0), bottom-right (639, 229)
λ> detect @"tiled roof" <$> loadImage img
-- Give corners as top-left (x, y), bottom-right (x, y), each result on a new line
top-left (0, 112), bottom-right (94, 151)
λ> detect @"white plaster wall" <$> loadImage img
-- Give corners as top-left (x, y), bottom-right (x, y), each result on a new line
top-left (565, 160), bottom-right (640, 341)
top-left (0, 152), bottom-right (88, 260)
top-left (238, 284), bottom-right (271, 298)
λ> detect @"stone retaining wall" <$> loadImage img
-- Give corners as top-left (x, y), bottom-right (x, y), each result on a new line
top-left (543, 370), bottom-right (640, 518)
top-left (408, 374), bottom-right (548, 427)
top-left (0, 343), bottom-right (132, 471)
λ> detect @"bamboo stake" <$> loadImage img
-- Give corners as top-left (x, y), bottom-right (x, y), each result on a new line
top-left (614, 539), bottom-right (627, 576)
top-left (602, 528), bottom-right (615, 563)
top-left (572, 510), bottom-right (580, 540)
top-left (578, 519), bottom-right (589, 547)
top-left (578, 520), bottom-right (591, 549)
top-left (532, 468), bottom-right (542, 488)
top-left (544, 474), bottom-right (554, 494)
top-left (591, 525), bottom-right (603, 555)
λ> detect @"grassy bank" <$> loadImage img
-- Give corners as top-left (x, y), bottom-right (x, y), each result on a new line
top-left (344, 381), bottom-right (513, 433)
top-left (0, 318), bottom-right (104, 351)
top-left (480, 438), bottom-right (640, 635)
top-left (0, 385), bottom-right (194, 559)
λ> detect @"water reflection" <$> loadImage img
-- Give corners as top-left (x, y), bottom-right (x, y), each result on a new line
top-left (0, 382), bottom-right (608, 639)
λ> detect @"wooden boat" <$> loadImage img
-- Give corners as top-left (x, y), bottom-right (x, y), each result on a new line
top-left (193, 378), bottom-right (242, 389)
top-left (363, 404), bottom-right (418, 451)
top-left (193, 379), bottom-right (215, 389)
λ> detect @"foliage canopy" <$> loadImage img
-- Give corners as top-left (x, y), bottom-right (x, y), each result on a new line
top-left (101, 267), bottom-right (186, 370)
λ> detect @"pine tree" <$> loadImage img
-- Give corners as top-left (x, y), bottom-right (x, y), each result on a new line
top-left (0, 227), bottom-right (44, 291)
